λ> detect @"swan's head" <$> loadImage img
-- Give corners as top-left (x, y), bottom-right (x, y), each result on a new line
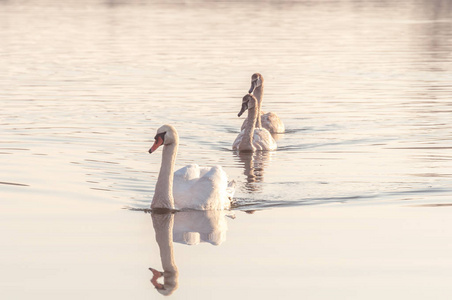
top-left (248, 73), bottom-right (263, 93)
top-left (149, 124), bottom-right (179, 154)
top-left (238, 94), bottom-right (257, 117)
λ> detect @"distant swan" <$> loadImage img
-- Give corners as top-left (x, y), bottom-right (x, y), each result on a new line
top-left (241, 73), bottom-right (285, 134)
top-left (149, 124), bottom-right (235, 210)
top-left (233, 94), bottom-right (277, 152)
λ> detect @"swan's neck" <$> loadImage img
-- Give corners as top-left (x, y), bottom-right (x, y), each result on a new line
top-left (254, 85), bottom-right (263, 128)
top-left (152, 213), bottom-right (179, 294)
top-left (240, 102), bottom-right (257, 151)
top-left (152, 143), bottom-right (178, 209)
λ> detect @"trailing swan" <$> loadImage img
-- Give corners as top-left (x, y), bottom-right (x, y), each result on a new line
top-left (233, 94), bottom-right (277, 152)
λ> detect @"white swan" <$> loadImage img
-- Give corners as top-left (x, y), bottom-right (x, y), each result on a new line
top-left (149, 124), bottom-right (235, 210)
top-left (233, 94), bottom-right (277, 151)
top-left (241, 73), bottom-right (285, 134)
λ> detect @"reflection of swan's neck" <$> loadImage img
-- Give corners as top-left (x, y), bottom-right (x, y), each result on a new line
top-left (254, 85), bottom-right (263, 128)
top-left (152, 213), bottom-right (179, 295)
top-left (241, 152), bottom-right (256, 183)
top-left (240, 100), bottom-right (258, 152)
top-left (152, 143), bottom-right (178, 209)
top-left (239, 151), bottom-right (270, 192)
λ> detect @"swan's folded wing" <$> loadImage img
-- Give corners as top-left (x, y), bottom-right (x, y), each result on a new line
top-left (174, 164), bottom-right (201, 181)
top-left (173, 164), bottom-right (215, 193)
top-left (173, 164), bottom-right (201, 206)
top-left (253, 128), bottom-right (277, 151)
top-left (173, 165), bottom-right (232, 210)
top-left (188, 166), bottom-right (230, 210)
top-left (262, 112), bottom-right (285, 133)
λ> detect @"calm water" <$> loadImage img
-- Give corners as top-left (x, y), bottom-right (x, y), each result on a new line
top-left (1, 0), bottom-right (452, 299)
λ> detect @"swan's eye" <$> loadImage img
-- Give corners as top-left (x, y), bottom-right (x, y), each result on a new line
top-left (154, 132), bottom-right (166, 141)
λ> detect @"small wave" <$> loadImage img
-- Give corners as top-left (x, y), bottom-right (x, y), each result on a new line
top-left (125, 206), bottom-right (176, 214)
top-left (0, 148), bottom-right (29, 151)
top-left (232, 186), bottom-right (452, 211)
top-left (278, 137), bottom-right (392, 151)
top-left (124, 187), bottom-right (452, 213)
top-left (386, 187), bottom-right (451, 196)
top-left (284, 128), bottom-right (311, 134)
top-left (0, 181), bottom-right (29, 187)
top-left (412, 203), bottom-right (452, 207)
top-left (231, 194), bottom-right (378, 210)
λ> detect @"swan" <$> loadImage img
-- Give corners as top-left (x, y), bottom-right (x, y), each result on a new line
top-left (241, 73), bottom-right (285, 134)
top-left (232, 94), bottom-right (277, 152)
top-left (149, 124), bottom-right (235, 210)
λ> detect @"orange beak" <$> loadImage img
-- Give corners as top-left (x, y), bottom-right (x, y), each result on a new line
top-left (149, 136), bottom-right (164, 153)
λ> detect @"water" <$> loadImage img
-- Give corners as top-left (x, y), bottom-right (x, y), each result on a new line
top-left (1, 0), bottom-right (452, 298)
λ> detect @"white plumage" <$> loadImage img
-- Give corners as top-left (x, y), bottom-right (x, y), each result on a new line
top-left (232, 128), bottom-right (277, 151)
top-left (149, 124), bottom-right (235, 211)
top-left (173, 164), bottom-right (234, 210)
top-left (233, 94), bottom-right (277, 152)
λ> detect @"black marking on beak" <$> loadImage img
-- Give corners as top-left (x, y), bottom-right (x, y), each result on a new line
top-left (154, 132), bottom-right (166, 141)
top-left (248, 80), bottom-right (257, 93)
top-left (149, 132), bottom-right (166, 153)
top-left (238, 102), bottom-right (248, 117)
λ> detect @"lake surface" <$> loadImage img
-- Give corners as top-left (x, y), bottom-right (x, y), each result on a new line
top-left (1, 0), bottom-right (452, 299)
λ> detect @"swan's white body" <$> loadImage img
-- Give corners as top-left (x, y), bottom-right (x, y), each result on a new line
top-left (150, 125), bottom-right (234, 211)
top-left (173, 164), bottom-right (234, 210)
top-left (233, 94), bottom-right (277, 151)
top-left (243, 73), bottom-right (285, 134)
top-left (233, 128), bottom-right (277, 151)
top-left (263, 111), bottom-right (285, 134)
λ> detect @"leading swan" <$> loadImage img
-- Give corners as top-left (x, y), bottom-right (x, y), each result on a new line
top-left (149, 124), bottom-right (235, 210)
top-left (241, 73), bottom-right (285, 134)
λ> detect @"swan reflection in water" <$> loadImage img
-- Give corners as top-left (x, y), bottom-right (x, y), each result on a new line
top-left (234, 151), bottom-right (272, 193)
top-left (149, 210), bottom-right (231, 295)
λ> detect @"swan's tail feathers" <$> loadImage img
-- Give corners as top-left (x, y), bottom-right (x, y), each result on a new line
top-left (226, 180), bottom-right (236, 200)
